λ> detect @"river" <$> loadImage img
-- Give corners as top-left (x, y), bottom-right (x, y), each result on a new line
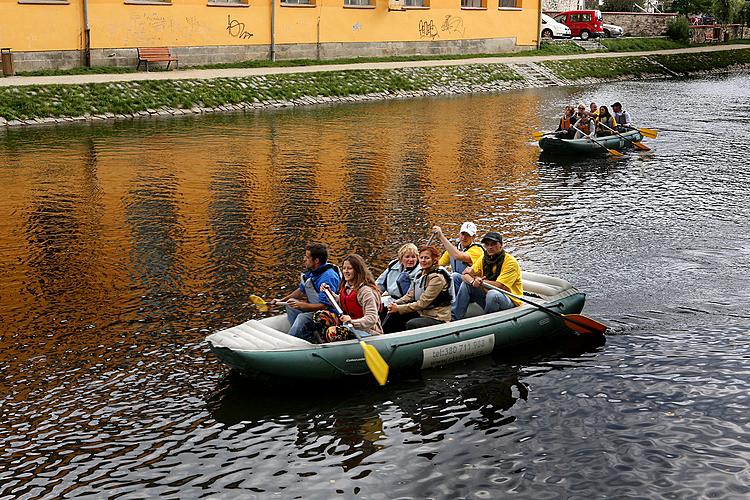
top-left (1, 73), bottom-right (749, 498)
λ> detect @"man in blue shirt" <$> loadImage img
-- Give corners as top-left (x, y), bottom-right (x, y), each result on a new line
top-left (272, 242), bottom-right (340, 342)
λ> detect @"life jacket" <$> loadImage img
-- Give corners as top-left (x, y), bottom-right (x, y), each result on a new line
top-left (559, 114), bottom-right (572, 130)
top-left (481, 249), bottom-right (506, 282)
top-left (339, 284), bottom-right (365, 319)
top-left (598, 115), bottom-right (616, 133)
top-left (301, 263), bottom-right (340, 304)
top-left (574, 116), bottom-right (590, 134)
top-left (382, 259), bottom-right (417, 298)
top-left (415, 267), bottom-right (453, 309)
top-left (450, 243), bottom-right (480, 275)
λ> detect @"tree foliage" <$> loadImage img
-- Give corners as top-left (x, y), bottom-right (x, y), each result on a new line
top-left (666, 15), bottom-right (691, 41)
top-left (669, 0), bottom-right (713, 15)
top-left (712, 0), bottom-right (745, 23)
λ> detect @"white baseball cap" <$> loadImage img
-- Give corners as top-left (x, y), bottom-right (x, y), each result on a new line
top-left (459, 221), bottom-right (477, 236)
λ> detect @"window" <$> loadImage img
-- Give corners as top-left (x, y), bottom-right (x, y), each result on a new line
top-left (499, 0), bottom-right (520, 7)
top-left (554, 14), bottom-right (566, 23)
top-left (344, 0), bottom-right (374, 5)
top-left (404, 0), bottom-right (429, 6)
top-left (281, 0), bottom-right (315, 4)
top-left (209, 0), bottom-right (249, 5)
top-left (461, 0), bottom-right (485, 8)
top-left (570, 14), bottom-right (591, 22)
top-left (125, 0), bottom-right (171, 4)
top-left (18, 0), bottom-right (69, 3)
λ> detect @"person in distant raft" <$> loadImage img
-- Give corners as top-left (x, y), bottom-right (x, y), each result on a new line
top-left (452, 232), bottom-right (523, 320)
top-left (273, 242), bottom-right (340, 342)
top-left (611, 102), bottom-right (632, 132)
top-left (432, 222), bottom-right (484, 302)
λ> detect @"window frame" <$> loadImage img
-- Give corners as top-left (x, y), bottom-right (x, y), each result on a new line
top-left (207, 0), bottom-right (250, 7)
top-left (280, 0), bottom-right (317, 6)
top-left (498, 0), bottom-right (521, 9)
top-left (460, 0), bottom-right (486, 10)
top-left (403, 0), bottom-right (430, 8)
top-left (18, 0), bottom-right (70, 4)
top-left (343, 0), bottom-right (375, 8)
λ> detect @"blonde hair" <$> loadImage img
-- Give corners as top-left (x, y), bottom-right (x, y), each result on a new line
top-left (397, 243), bottom-right (419, 261)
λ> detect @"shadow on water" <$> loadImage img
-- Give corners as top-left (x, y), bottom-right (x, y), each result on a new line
top-left (205, 333), bottom-right (605, 470)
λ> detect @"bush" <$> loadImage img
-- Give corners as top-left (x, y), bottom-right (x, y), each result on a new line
top-left (666, 15), bottom-right (691, 42)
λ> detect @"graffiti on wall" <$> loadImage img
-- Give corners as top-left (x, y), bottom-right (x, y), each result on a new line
top-left (441, 15), bottom-right (465, 36)
top-left (226, 15), bottom-right (253, 40)
top-left (419, 16), bottom-right (465, 39)
top-left (418, 19), bottom-right (439, 39)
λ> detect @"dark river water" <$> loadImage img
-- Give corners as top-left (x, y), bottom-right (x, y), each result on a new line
top-left (1, 73), bottom-right (749, 498)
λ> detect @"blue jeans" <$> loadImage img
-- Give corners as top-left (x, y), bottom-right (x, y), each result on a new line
top-left (286, 306), bottom-right (316, 342)
top-left (452, 282), bottom-right (514, 320)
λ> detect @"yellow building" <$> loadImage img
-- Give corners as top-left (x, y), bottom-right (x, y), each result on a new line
top-left (1, 0), bottom-right (541, 72)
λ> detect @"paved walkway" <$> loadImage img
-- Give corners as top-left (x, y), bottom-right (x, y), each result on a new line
top-left (1, 44), bottom-right (747, 88)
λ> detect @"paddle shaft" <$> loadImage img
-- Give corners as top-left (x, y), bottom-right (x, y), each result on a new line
top-left (481, 282), bottom-right (605, 335)
top-left (323, 288), bottom-right (362, 339)
top-left (600, 123), bottom-right (649, 150)
top-left (571, 124), bottom-right (622, 156)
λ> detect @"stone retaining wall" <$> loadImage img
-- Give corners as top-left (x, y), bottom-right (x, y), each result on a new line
top-left (601, 12), bottom-right (677, 37)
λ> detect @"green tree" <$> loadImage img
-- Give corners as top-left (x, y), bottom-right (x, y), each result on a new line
top-left (712, 0), bottom-right (744, 23)
top-left (669, 0), bottom-right (713, 15)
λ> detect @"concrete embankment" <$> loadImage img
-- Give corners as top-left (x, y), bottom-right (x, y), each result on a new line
top-left (1, 45), bottom-right (748, 128)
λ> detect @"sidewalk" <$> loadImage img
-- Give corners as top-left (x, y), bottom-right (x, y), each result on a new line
top-left (1, 44), bottom-right (747, 88)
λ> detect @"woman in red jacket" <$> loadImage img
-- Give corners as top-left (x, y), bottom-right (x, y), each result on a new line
top-left (322, 253), bottom-right (383, 339)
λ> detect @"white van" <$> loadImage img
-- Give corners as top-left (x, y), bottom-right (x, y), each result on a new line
top-left (540, 14), bottom-right (572, 39)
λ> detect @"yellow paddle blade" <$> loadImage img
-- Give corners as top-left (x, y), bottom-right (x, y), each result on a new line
top-left (639, 127), bottom-right (658, 139)
top-left (608, 148), bottom-right (624, 157)
top-left (360, 341), bottom-right (389, 386)
top-left (249, 294), bottom-right (270, 312)
top-left (633, 141), bottom-right (651, 151)
top-left (563, 313), bottom-right (607, 335)
top-left (532, 131), bottom-right (544, 140)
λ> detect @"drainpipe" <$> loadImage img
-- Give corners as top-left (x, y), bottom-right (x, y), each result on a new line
top-left (536, 0), bottom-right (542, 50)
top-left (270, 0), bottom-right (276, 61)
top-left (83, 0), bottom-right (91, 67)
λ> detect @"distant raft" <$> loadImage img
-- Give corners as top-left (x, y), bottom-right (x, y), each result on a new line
top-left (539, 129), bottom-right (644, 154)
top-left (206, 272), bottom-right (589, 382)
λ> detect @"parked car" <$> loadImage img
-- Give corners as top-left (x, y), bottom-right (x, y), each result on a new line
top-left (552, 10), bottom-right (605, 40)
top-left (602, 23), bottom-right (624, 38)
top-left (541, 13), bottom-right (572, 39)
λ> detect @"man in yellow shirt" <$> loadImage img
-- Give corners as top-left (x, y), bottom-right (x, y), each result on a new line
top-left (432, 222), bottom-right (484, 300)
top-left (453, 231), bottom-right (523, 320)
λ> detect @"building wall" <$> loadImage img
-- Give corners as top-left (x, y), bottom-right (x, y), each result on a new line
top-left (1, 0), bottom-right (541, 71)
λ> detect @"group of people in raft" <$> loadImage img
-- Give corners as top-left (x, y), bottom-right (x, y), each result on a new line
top-left (270, 222), bottom-right (524, 343)
top-left (555, 101), bottom-right (633, 140)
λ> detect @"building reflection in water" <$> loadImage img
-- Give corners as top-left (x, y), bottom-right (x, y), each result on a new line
top-left (0, 92), bottom-right (545, 384)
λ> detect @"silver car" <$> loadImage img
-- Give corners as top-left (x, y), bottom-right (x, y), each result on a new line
top-left (602, 23), bottom-right (624, 38)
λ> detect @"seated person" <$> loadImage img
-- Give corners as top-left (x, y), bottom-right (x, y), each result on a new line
top-left (272, 242), bottom-right (340, 342)
top-left (596, 105), bottom-right (617, 136)
top-left (611, 102), bottom-right (632, 132)
top-left (322, 254), bottom-right (383, 340)
top-left (376, 243), bottom-right (420, 301)
top-left (555, 105), bottom-right (576, 139)
top-left (452, 232), bottom-right (523, 320)
top-left (573, 111), bottom-right (597, 140)
top-left (433, 222), bottom-right (484, 299)
top-left (384, 245), bottom-right (452, 332)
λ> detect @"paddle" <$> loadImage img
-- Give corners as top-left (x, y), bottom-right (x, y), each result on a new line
top-left (480, 282), bottom-right (607, 336)
top-left (571, 124), bottom-right (624, 157)
top-left (323, 288), bottom-right (389, 385)
top-left (532, 131), bottom-right (557, 141)
top-left (634, 126), bottom-right (658, 139)
top-left (249, 294), bottom-right (286, 313)
top-left (600, 123), bottom-right (651, 151)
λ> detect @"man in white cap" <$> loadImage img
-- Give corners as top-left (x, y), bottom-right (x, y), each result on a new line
top-left (432, 222), bottom-right (484, 302)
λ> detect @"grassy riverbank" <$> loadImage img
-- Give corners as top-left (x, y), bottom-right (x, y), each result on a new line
top-left (2, 47), bottom-right (749, 124)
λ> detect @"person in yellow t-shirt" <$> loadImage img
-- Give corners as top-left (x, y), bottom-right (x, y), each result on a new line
top-left (432, 222), bottom-right (484, 301)
top-left (452, 231), bottom-right (523, 320)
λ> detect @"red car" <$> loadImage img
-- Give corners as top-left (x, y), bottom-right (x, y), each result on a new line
top-left (552, 10), bottom-right (605, 40)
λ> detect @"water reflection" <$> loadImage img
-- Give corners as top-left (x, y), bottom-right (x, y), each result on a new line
top-left (1, 73), bottom-right (749, 498)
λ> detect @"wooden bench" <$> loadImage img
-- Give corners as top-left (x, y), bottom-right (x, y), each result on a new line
top-left (136, 47), bottom-right (178, 71)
